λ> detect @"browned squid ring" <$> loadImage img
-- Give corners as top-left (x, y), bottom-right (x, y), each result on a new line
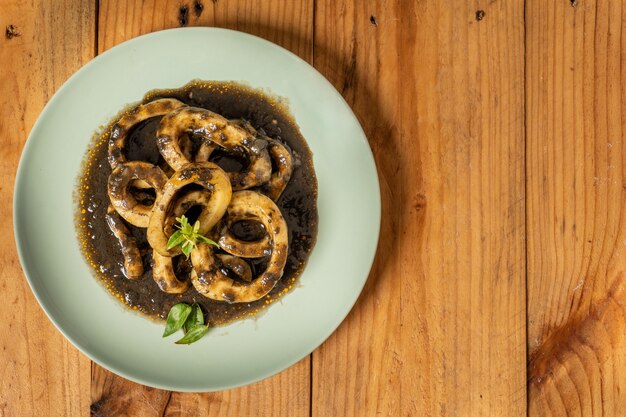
top-left (194, 142), bottom-right (216, 162)
top-left (232, 121), bottom-right (292, 199)
top-left (217, 216), bottom-right (272, 258)
top-left (108, 98), bottom-right (186, 169)
top-left (147, 162), bottom-right (232, 257)
top-left (156, 107), bottom-right (272, 189)
top-left (105, 205), bottom-right (144, 279)
top-left (191, 120), bottom-right (291, 200)
top-left (108, 161), bottom-right (168, 228)
top-left (152, 252), bottom-right (190, 294)
top-left (264, 139), bottom-right (293, 201)
top-left (190, 191), bottom-right (288, 303)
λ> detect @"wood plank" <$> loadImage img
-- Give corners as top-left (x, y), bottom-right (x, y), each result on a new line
top-left (526, 0), bottom-right (626, 415)
top-left (91, 363), bottom-right (171, 417)
top-left (98, 0), bottom-right (312, 60)
top-left (94, 1), bottom-right (313, 415)
top-left (0, 1), bottom-right (94, 416)
top-left (91, 358), bottom-right (309, 417)
top-left (163, 357), bottom-right (310, 417)
top-left (311, 1), bottom-right (526, 416)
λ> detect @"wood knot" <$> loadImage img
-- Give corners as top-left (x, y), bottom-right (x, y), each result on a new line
top-left (413, 193), bottom-right (427, 212)
top-left (370, 15), bottom-right (378, 27)
top-left (178, 5), bottom-right (189, 26)
top-left (194, 0), bottom-right (204, 17)
top-left (90, 398), bottom-right (106, 417)
top-left (475, 10), bottom-right (486, 21)
top-left (5, 25), bottom-right (21, 39)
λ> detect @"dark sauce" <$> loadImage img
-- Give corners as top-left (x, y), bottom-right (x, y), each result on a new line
top-left (230, 220), bottom-right (267, 242)
top-left (76, 81), bottom-right (318, 325)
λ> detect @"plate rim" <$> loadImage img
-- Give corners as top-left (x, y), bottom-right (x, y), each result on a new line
top-left (13, 26), bottom-right (381, 391)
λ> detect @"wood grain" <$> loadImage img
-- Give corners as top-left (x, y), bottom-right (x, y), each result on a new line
top-left (93, 1), bottom-right (313, 415)
top-left (163, 358), bottom-right (309, 417)
top-left (4, 0), bottom-right (626, 415)
top-left (311, 0), bottom-right (526, 416)
top-left (0, 1), bottom-right (94, 416)
top-left (526, 0), bottom-right (626, 415)
top-left (98, 0), bottom-right (312, 60)
top-left (91, 363), bottom-right (171, 417)
top-left (91, 358), bottom-right (310, 417)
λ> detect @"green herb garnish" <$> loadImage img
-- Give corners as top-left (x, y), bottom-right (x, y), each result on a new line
top-left (166, 215), bottom-right (219, 257)
top-left (183, 303), bottom-right (204, 333)
top-left (175, 325), bottom-right (209, 345)
top-left (162, 303), bottom-right (192, 337)
top-left (163, 302), bottom-right (210, 345)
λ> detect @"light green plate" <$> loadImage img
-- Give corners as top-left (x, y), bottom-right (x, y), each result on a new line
top-left (14, 28), bottom-right (380, 392)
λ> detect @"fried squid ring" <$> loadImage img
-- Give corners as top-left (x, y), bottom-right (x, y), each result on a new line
top-left (217, 217), bottom-right (272, 258)
top-left (156, 107), bottom-right (272, 189)
top-left (194, 142), bottom-right (216, 162)
top-left (104, 205), bottom-right (144, 279)
top-left (108, 98), bottom-right (186, 169)
top-left (152, 252), bottom-right (190, 294)
top-left (190, 191), bottom-right (288, 303)
top-left (264, 139), bottom-right (293, 201)
top-left (108, 161), bottom-right (168, 228)
top-left (147, 162), bottom-right (232, 257)
top-left (190, 120), bottom-right (291, 199)
top-left (232, 121), bottom-right (292, 200)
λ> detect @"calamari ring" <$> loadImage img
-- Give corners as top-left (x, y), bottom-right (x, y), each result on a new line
top-left (191, 120), bottom-right (291, 199)
top-left (104, 205), bottom-right (143, 279)
top-left (108, 161), bottom-right (168, 228)
top-left (190, 190), bottom-right (288, 303)
top-left (263, 139), bottom-right (293, 201)
top-left (156, 107), bottom-right (272, 189)
top-left (108, 98), bottom-right (186, 169)
top-left (217, 216), bottom-right (272, 258)
top-left (194, 142), bottom-right (216, 162)
top-left (216, 254), bottom-right (252, 282)
top-left (152, 252), bottom-right (190, 294)
top-left (163, 189), bottom-right (213, 237)
top-left (147, 162), bottom-right (232, 257)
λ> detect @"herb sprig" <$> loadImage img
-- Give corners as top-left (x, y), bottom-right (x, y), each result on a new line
top-left (167, 215), bottom-right (219, 257)
top-left (163, 302), bottom-right (209, 345)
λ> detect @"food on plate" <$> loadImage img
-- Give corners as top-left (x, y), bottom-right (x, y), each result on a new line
top-left (76, 81), bottom-right (317, 329)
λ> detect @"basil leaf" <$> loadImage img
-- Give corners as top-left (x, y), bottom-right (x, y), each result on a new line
top-left (183, 217), bottom-right (193, 234)
top-left (166, 230), bottom-right (185, 249)
top-left (193, 220), bottom-right (200, 234)
top-left (183, 304), bottom-right (204, 333)
top-left (177, 215), bottom-right (189, 231)
top-left (196, 235), bottom-right (219, 247)
top-left (162, 303), bottom-right (192, 337)
top-left (175, 324), bottom-right (209, 344)
top-left (181, 241), bottom-right (194, 257)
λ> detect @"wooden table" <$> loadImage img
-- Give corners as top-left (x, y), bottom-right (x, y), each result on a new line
top-left (1, 0), bottom-right (624, 416)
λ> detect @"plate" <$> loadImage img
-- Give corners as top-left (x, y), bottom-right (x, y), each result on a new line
top-left (14, 28), bottom-right (380, 391)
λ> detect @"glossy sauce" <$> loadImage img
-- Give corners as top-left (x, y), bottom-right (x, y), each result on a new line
top-left (76, 81), bottom-right (318, 325)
